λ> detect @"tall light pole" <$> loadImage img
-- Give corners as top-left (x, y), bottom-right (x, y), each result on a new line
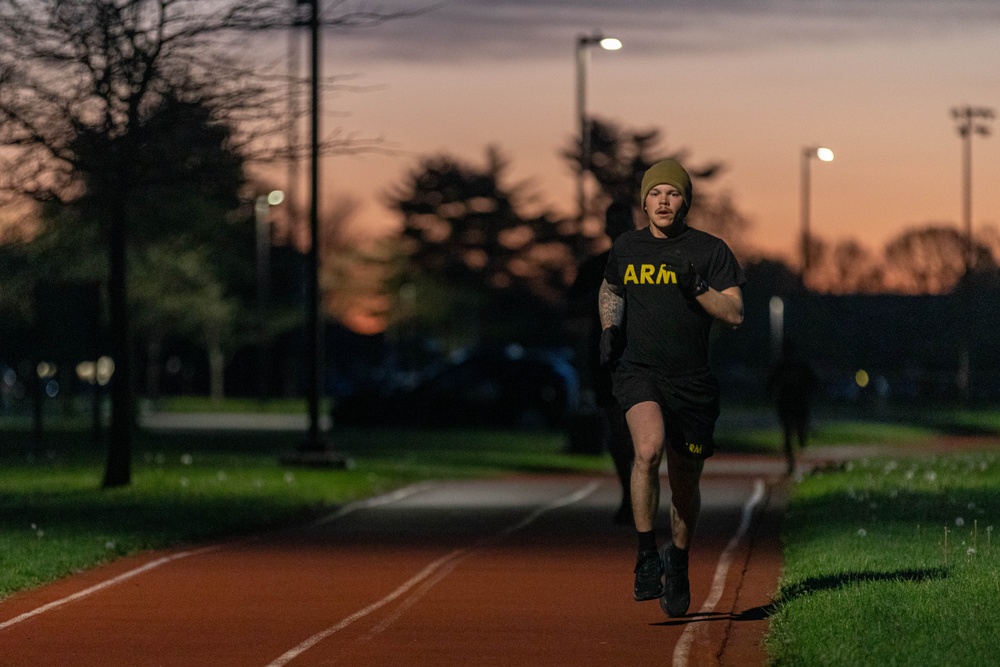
top-left (305, 0), bottom-right (323, 454)
top-left (952, 105), bottom-right (994, 275)
top-left (287, 0), bottom-right (302, 245)
top-left (255, 190), bottom-right (284, 399)
top-left (800, 146), bottom-right (834, 275)
top-left (576, 32), bottom-right (621, 226)
top-left (951, 105), bottom-right (993, 401)
top-left (287, 0), bottom-right (348, 466)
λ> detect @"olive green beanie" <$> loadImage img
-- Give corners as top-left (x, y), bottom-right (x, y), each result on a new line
top-left (640, 159), bottom-right (692, 209)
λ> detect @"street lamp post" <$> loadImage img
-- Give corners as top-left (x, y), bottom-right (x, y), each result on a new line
top-left (575, 32), bottom-right (621, 226)
top-left (951, 105), bottom-right (994, 274)
top-left (800, 146), bottom-right (834, 275)
top-left (305, 0), bottom-right (323, 454)
top-left (255, 190), bottom-right (284, 399)
top-left (287, 0), bottom-right (302, 245)
top-left (286, 0), bottom-right (348, 466)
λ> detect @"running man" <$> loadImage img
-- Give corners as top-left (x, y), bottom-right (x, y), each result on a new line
top-left (598, 158), bottom-right (745, 617)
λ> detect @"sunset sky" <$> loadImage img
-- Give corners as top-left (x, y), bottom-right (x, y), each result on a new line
top-left (278, 0), bottom-right (999, 264)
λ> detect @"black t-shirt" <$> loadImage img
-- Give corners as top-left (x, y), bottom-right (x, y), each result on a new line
top-left (604, 226), bottom-right (746, 376)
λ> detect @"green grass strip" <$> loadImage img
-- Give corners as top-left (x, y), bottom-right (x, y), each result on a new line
top-left (0, 427), bottom-right (606, 601)
top-left (767, 451), bottom-right (1000, 666)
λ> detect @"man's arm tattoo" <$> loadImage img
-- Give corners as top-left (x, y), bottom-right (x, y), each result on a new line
top-left (598, 280), bottom-right (625, 329)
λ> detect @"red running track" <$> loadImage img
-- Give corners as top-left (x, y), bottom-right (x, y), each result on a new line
top-left (0, 455), bottom-right (788, 667)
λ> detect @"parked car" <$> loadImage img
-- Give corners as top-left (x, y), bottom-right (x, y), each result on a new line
top-left (333, 345), bottom-right (579, 429)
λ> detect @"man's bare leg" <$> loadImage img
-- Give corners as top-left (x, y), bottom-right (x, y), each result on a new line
top-left (625, 401), bottom-right (666, 600)
top-left (625, 401), bottom-right (665, 532)
top-left (665, 447), bottom-right (704, 549)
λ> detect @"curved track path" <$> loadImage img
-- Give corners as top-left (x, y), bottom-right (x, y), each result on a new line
top-left (0, 455), bottom-right (788, 666)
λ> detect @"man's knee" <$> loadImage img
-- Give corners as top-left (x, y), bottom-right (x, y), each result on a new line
top-left (632, 440), bottom-right (663, 473)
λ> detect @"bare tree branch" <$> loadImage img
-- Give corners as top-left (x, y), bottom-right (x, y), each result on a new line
top-left (0, 0), bottom-right (425, 207)
top-left (0, 0), bottom-right (425, 487)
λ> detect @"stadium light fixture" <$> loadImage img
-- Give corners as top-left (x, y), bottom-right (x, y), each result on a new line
top-left (951, 105), bottom-right (994, 273)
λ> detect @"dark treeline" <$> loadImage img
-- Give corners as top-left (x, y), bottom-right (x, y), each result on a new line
top-left (5, 112), bottom-right (1000, 430)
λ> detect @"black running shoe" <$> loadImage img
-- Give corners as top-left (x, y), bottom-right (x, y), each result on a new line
top-left (660, 547), bottom-right (690, 617)
top-left (633, 549), bottom-right (664, 601)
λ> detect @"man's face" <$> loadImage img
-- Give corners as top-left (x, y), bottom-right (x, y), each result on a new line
top-left (644, 184), bottom-right (686, 233)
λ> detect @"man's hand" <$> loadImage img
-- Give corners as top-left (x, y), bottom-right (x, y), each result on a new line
top-left (599, 325), bottom-right (624, 367)
top-left (676, 261), bottom-right (710, 298)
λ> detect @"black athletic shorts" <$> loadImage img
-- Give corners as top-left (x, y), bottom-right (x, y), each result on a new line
top-left (612, 360), bottom-right (720, 460)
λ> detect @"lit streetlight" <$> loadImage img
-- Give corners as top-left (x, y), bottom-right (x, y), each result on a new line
top-left (255, 190), bottom-right (284, 399)
top-left (254, 189), bottom-right (285, 290)
top-left (576, 32), bottom-right (622, 225)
top-left (952, 105), bottom-right (994, 274)
top-left (800, 146), bottom-right (834, 275)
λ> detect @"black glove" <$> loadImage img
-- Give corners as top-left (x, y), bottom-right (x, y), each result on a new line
top-left (677, 261), bottom-right (710, 298)
top-left (599, 325), bottom-right (624, 367)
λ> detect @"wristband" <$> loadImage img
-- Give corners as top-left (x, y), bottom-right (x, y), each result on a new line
top-left (690, 275), bottom-right (710, 297)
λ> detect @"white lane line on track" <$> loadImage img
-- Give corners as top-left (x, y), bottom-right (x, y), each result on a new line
top-left (308, 481), bottom-right (439, 527)
top-left (0, 482), bottom-right (437, 632)
top-left (358, 479), bottom-right (604, 643)
top-left (0, 546), bottom-right (219, 632)
top-left (362, 555), bottom-right (463, 641)
top-left (672, 478), bottom-right (767, 667)
top-left (264, 479), bottom-right (603, 667)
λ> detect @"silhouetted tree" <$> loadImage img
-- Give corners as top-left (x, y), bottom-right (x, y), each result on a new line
top-left (883, 225), bottom-right (993, 294)
top-left (389, 147), bottom-right (580, 347)
top-left (806, 239), bottom-right (886, 294)
top-left (0, 0), bottom-right (409, 487)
